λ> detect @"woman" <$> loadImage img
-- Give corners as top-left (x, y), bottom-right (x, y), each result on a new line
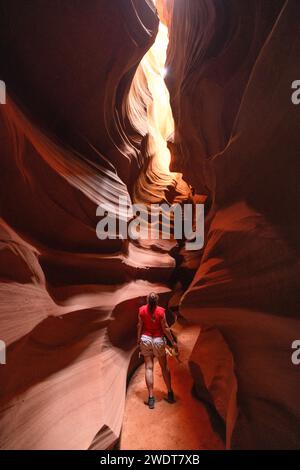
top-left (137, 293), bottom-right (178, 409)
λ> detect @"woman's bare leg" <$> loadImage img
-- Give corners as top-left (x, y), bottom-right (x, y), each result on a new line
top-left (158, 354), bottom-right (172, 393)
top-left (144, 355), bottom-right (154, 397)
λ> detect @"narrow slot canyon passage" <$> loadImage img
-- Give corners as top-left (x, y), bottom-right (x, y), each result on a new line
top-left (121, 4), bottom-right (224, 450)
top-left (0, 0), bottom-right (300, 452)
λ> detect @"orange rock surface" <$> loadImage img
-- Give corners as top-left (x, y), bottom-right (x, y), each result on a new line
top-left (0, 0), bottom-right (300, 450)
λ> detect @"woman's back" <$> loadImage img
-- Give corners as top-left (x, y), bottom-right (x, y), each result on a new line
top-left (139, 304), bottom-right (165, 337)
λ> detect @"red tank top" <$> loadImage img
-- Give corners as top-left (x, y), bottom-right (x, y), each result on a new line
top-left (139, 304), bottom-right (165, 338)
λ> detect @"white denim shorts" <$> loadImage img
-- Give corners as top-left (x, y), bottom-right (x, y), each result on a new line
top-left (140, 335), bottom-right (166, 358)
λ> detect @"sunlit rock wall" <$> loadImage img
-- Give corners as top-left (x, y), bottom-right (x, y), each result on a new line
top-left (0, 0), bottom-right (177, 450)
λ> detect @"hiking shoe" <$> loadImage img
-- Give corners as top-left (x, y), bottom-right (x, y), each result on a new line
top-left (165, 390), bottom-right (176, 404)
top-left (147, 396), bottom-right (155, 409)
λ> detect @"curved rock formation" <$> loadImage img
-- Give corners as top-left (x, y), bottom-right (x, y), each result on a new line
top-left (0, 0), bottom-right (299, 450)
top-left (166, 0), bottom-right (285, 193)
top-left (0, 0), bottom-right (177, 450)
top-left (166, 0), bottom-right (300, 449)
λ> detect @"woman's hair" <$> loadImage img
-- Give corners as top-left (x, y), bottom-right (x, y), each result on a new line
top-left (147, 292), bottom-right (159, 312)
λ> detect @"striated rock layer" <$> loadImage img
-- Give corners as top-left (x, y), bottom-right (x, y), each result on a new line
top-left (166, 0), bottom-right (300, 449)
top-left (0, 0), bottom-right (300, 450)
top-left (0, 0), bottom-right (178, 450)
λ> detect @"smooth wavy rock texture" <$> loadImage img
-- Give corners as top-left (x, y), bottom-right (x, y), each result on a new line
top-left (166, 0), bottom-right (300, 449)
top-left (0, 0), bottom-right (300, 450)
top-left (0, 0), bottom-right (177, 450)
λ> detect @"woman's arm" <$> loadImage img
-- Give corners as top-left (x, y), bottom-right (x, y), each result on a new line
top-left (161, 314), bottom-right (178, 350)
top-left (137, 314), bottom-right (143, 346)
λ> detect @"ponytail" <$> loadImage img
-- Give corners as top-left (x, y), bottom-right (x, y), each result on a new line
top-left (147, 292), bottom-right (159, 312)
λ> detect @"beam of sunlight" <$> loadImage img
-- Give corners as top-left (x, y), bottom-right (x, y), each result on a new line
top-left (140, 19), bottom-right (173, 171)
